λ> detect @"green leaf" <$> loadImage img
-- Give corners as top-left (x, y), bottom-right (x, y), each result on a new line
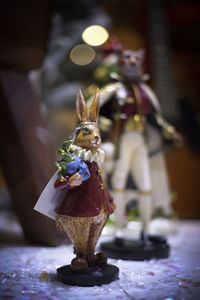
top-left (55, 140), bottom-right (75, 176)
top-left (62, 140), bottom-right (72, 151)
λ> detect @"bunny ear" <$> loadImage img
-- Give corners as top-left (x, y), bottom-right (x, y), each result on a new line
top-left (76, 89), bottom-right (88, 122)
top-left (88, 88), bottom-right (100, 123)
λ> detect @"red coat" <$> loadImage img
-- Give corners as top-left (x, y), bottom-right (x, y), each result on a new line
top-left (119, 84), bottom-right (152, 134)
top-left (54, 161), bottom-right (114, 217)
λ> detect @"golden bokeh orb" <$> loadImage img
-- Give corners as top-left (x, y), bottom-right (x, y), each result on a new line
top-left (82, 25), bottom-right (109, 46)
top-left (69, 44), bottom-right (96, 65)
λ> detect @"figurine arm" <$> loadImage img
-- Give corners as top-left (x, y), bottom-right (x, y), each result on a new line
top-left (54, 173), bottom-right (82, 190)
top-left (109, 193), bottom-right (117, 210)
top-left (54, 176), bottom-right (71, 191)
top-left (142, 83), bottom-right (182, 144)
top-left (140, 83), bottom-right (162, 112)
top-left (146, 109), bottom-right (181, 144)
top-left (146, 104), bottom-right (182, 146)
top-left (87, 82), bottom-right (122, 108)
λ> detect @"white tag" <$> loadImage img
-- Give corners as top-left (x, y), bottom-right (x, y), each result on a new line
top-left (34, 171), bottom-right (67, 220)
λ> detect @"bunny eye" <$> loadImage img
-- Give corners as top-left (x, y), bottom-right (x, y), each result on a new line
top-left (82, 127), bottom-right (91, 136)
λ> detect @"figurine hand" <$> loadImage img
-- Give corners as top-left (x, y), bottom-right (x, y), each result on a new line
top-left (54, 176), bottom-right (70, 190)
top-left (69, 172), bottom-right (83, 188)
top-left (171, 131), bottom-right (183, 147)
top-left (111, 200), bottom-right (117, 210)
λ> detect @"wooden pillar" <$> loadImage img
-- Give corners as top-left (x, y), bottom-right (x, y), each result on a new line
top-left (0, 71), bottom-right (64, 245)
top-left (0, 0), bottom-right (66, 245)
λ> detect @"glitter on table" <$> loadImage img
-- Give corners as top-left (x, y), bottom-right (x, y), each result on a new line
top-left (0, 220), bottom-right (200, 300)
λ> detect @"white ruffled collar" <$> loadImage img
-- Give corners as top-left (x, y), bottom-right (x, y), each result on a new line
top-left (69, 144), bottom-right (105, 167)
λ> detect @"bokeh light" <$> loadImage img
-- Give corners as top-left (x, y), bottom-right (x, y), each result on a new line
top-left (82, 25), bottom-right (109, 46)
top-left (69, 44), bottom-right (96, 65)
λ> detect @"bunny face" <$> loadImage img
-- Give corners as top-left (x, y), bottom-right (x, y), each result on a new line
top-left (74, 88), bottom-right (101, 150)
top-left (75, 124), bottom-right (102, 150)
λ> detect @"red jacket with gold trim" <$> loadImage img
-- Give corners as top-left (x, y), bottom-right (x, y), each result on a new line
top-left (54, 161), bottom-right (114, 217)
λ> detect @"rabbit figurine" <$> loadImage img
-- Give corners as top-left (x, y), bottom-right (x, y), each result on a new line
top-left (54, 89), bottom-right (116, 272)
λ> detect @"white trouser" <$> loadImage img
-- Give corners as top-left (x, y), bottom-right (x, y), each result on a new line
top-left (111, 131), bottom-right (152, 237)
top-left (147, 124), bottom-right (171, 216)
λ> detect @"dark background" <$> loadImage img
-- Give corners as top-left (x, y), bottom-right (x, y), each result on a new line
top-left (0, 0), bottom-right (199, 245)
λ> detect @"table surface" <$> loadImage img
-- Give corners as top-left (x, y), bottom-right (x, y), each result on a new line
top-left (0, 220), bottom-right (200, 300)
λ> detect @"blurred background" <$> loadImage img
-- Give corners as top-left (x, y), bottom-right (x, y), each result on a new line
top-left (0, 0), bottom-right (199, 245)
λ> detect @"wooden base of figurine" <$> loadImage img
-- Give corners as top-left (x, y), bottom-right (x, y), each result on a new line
top-left (57, 264), bottom-right (119, 286)
top-left (100, 235), bottom-right (170, 261)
